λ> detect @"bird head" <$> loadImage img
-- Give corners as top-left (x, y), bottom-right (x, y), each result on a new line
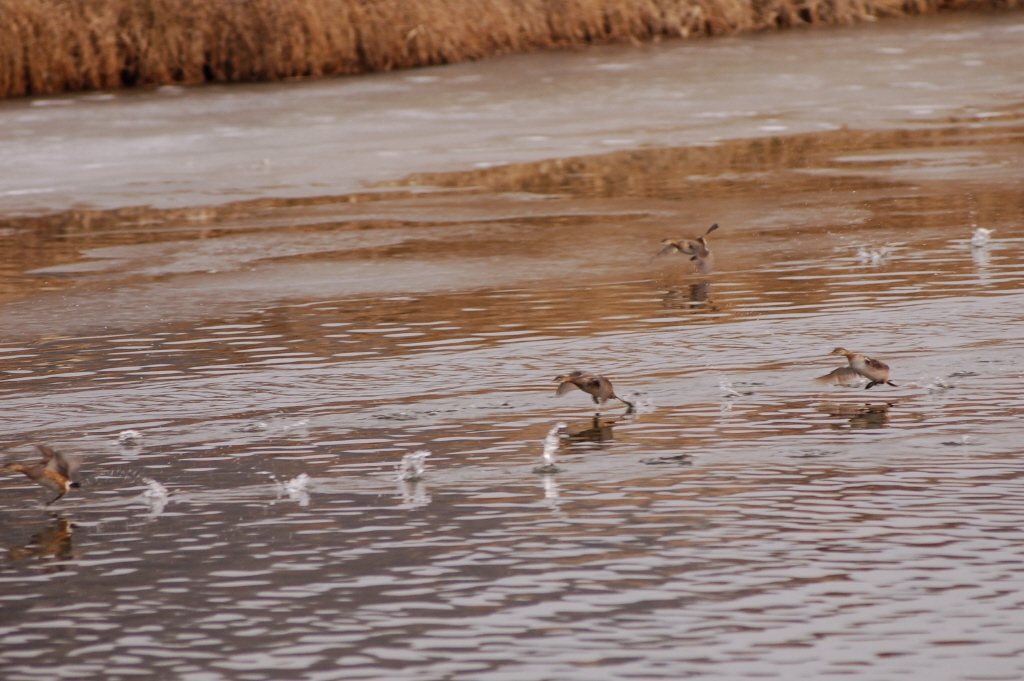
top-left (829, 347), bottom-right (853, 357)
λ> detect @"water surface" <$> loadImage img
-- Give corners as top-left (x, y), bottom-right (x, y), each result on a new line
top-left (2, 12), bottom-right (1024, 681)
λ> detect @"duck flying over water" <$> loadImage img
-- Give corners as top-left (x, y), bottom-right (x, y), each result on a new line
top-left (2, 445), bottom-right (81, 505)
top-left (652, 223), bottom-right (718, 273)
top-left (818, 348), bottom-right (896, 389)
top-left (554, 371), bottom-right (635, 413)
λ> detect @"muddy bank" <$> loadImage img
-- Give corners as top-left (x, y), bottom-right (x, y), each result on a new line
top-left (2, 0), bottom-right (1022, 99)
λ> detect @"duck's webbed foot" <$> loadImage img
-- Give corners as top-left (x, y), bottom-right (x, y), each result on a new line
top-left (864, 382), bottom-right (878, 390)
top-left (886, 381), bottom-right (897, 387)
top-left (45, 493), bottom-right (64, 506)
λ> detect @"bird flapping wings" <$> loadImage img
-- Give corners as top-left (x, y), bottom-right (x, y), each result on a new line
top-left (595, 376), bottom-right (615, 404)
top-left (39, 444), bottom-right (80, 481)
top-left (815, 367), bottom-right (864, 386)
top-left (555, 381), bottom-right (581, 396)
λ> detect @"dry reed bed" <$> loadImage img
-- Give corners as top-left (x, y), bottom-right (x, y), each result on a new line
top-left (1, 0), bottom-right (1020, 99)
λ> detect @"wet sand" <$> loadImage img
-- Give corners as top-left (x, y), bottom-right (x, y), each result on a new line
top-left (2, 12), bottom-right (1024, 681)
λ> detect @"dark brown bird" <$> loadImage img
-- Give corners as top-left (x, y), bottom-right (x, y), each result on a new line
top-left (652, 223), bottom-right (719, 273)
top-left (553, 371), bottom-right (635, 413)
top-left (3, 445), bottom-right (81, 505)
top-left (817, 348), bottom-right (896, 389)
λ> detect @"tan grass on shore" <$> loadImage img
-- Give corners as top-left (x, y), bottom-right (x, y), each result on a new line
top-left (0, 0), bottom-right (1020, 98)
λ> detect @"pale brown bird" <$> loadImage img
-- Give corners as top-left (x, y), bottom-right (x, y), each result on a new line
top-left (817, 348), bottom-right (897, 390)
top-left (3, 445), bottom-right (81, 505)
top-left (553, 371), bottom-right (635, 412)
top-left (652, 223), bottom-right (718, 273)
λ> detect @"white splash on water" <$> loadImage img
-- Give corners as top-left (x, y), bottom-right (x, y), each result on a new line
top-left (970, 227), bottom-right (994, 248)
top-left (624, 392), bottom-right (655, 413)
top-left (141, 478), bottom-right (168, 515)
top-left (718, 378), bottom-right (741, 398)
top-left (542, 422), bottom-right (565, 466)
top-left (117, 429), bottom-right (143, 446)
top-left (857, 246), bottom-right (892, 266)
top-left (284, 473), bottom-right (310, 506)
top-left (398, 450), bottom-right (431, 482)
top-left (533, 423), bottom-right (566, 473)
top-left (281, 418), bottom-right (310, 433)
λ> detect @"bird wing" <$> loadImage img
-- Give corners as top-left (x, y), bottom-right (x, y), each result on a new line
top-left (40, 445), bottom-right (80, 480)
top-left (691, 237), bottom-right (711, 257)
top-left (37, 444), bottom-right (57, 467)
top-left (555, 381), bottom-right (581, 396)
top-left (650, 242), bottom-right (683, 261)
top-left (596, 376), bottom-right (615, 404)
top-left (815, 367), bottom-right (865, 386)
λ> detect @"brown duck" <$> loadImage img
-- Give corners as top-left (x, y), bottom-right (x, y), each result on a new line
top-left (652, 223), bottom-right (718, 272)
top-left (817, 348), bottom-right (897, 390)
top-left (553, 371), bottom-right (635, 412)
top-left (3, 445), bottom-right (81, 505)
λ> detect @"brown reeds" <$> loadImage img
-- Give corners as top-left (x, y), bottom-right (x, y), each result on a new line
top-left (0, 0), bottom-right (1020, 98)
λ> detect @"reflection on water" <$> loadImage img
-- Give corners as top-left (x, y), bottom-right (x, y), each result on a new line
top-left (566, 415), bottom-right (616, 443)
top-left (2, 94), bottom-right (1024, 681)
top-left (661, 280), bottom-right (714, 311)
top-left (819, 401), bottom-right (894, 429)
top-left (5, 515), bottom-right (75, 564)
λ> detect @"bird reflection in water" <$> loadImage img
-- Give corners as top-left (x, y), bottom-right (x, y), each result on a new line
top-left (7, 515), bottom-right (75, 564)
top-left (661, 280), bottom-right (715, 312)
top-left (565, 415), bottom-right (617, 443)
top-left (819, 402), bottom-right (894, 429)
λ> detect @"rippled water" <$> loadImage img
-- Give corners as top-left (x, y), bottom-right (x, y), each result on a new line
top-left (4, 17), bottom-right (1024, 681)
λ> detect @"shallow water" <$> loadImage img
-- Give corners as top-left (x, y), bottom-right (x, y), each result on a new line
top-left (3, 12), bottom-right (1024, 681)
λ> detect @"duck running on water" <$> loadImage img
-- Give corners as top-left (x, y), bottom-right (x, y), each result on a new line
top-left (3, 445), bottom-right (81, 505)
top-left (817, 348), bottom-right (897, 389)
top-left (554, 371), bottom-right (635, 413)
